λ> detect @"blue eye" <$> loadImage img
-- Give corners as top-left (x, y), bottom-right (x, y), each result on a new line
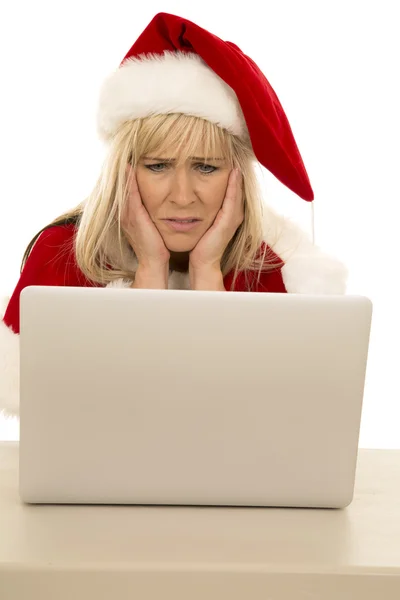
top-left (196, 164), bottom-right (218, 174)
top-left (146, 163), bottom-right (168, 172)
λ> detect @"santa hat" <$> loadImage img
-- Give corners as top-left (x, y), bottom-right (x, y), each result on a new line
top-left (97, 12), bottom-right (314, 202)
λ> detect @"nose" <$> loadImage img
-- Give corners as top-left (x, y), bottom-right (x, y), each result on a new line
top-left (169, 168), bottom-right (196, 206)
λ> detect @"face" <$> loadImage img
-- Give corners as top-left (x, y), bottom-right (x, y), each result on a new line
top-left (134, 151), bottom-right (231, 252)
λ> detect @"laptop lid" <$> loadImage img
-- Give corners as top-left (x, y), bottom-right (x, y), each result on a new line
top-left (19, 286), bottom-right (372, 508)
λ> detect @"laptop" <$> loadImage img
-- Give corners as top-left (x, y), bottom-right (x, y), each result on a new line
top-left (18, 286), bottom-right (372, 508)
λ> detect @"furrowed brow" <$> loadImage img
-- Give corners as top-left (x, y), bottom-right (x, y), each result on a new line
top-left (142, 156), bottom-right (225, 161)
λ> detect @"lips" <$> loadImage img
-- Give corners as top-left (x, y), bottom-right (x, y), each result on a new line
top-left (162, 218), bottom-right (201, 232)
top-left (164, 218), bottom-right (201, 222)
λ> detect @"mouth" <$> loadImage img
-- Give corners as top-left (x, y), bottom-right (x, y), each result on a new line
top-left (162, 218), bottom-right (202, 232)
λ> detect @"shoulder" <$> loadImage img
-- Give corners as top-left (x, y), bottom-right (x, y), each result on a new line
top-left (28, 224), bottom-right (77, 260)
top-left (21, 223), bottom-right (82, 281)
top-left (228, 206), bottom-right (348, 294)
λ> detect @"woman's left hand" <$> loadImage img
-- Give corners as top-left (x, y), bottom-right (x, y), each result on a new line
top-left (189, 168), bottom-right (244, 290)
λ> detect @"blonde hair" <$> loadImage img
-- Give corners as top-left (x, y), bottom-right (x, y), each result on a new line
top-left (22, 113), bottom-right (282, 288)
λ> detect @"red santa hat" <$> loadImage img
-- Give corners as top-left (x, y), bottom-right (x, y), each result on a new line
top-left (97, 12), bottom-right (314, 202)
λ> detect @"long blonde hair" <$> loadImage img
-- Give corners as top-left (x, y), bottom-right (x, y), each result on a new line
top-left (22, 113), bottom-right (282, 287)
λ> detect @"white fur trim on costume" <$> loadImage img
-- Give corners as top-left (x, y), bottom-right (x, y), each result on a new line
top-left (97, 51), bottom-right (246, 141)
top-left (262, 205), bottom-right (348, 294)
top-left (0, 302), bottom-right (20, 418)
top-left (105, 279), bottom-right (132, 289)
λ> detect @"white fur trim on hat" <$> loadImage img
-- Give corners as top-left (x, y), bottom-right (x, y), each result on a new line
top-left (97, 51), bottom-right (246, 141)
top-left (262, 206), bottom-right (348, 294)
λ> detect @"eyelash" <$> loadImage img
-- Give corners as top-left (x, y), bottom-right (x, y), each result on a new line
top-left (145, 163), bottom-right (218, 175)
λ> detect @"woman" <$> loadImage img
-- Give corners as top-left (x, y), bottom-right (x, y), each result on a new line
top-left (0, 12), bottom-right (347, 417)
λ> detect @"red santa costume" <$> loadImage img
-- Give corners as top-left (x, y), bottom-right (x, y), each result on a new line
top-left (0, 12), bottom-right (347, 417)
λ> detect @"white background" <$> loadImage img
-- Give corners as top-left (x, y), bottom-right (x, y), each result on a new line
top-left (0, 1), bottom-right (399, 446)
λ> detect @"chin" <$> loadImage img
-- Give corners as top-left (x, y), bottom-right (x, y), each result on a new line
top-left (163, 235), bottom-right (198, 253)
top-left (165, 241), bottom-right (197, 253)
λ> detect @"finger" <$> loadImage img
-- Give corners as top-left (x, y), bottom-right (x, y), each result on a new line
top-left (217, 170), bottom-right (235, 223)
top-left (223, 169), bottom-right (243, 221)
top-left (236, 170), bottom-right (244, 224)
top-left (224, 168), bottom-right (239, 203)
top-left (208, 172), bottom-right (238, 234)
top-left (209, 169), bottom-right (242, 232)
top-left (228, 170), bottom-right (244, 230)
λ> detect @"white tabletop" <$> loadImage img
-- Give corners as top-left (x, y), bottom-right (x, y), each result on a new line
top-left (1, 442), bottom-right (400, 599)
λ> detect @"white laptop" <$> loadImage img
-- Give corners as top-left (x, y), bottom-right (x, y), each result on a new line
top-left (18, 286), bottom-right (372, 508)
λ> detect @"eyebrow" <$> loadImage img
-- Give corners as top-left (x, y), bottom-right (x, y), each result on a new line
top-left (142, 156), bottom-right (226, 162)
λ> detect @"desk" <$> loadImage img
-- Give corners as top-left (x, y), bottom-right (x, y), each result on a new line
top-left (1, 442), bottom-right (399, 599)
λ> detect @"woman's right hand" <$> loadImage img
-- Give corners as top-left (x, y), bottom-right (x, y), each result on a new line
top-left (122, 166), bottom-right (170, 288)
